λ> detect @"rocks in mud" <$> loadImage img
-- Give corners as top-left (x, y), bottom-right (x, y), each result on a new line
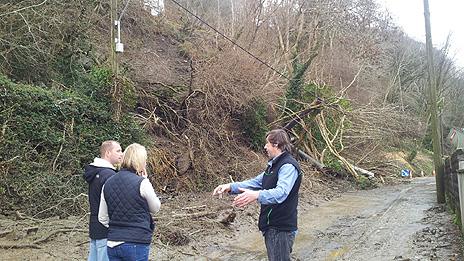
top-left (219, 212), bottom-right (236, 226)
top-left (410, 205), bottom-right (463, 261)
top-left (163, 230), bottom-right (190, 246)
top-left (418, 226), bottom-right (444, 239)
top-left (23, 226), bottom-right (38, 235)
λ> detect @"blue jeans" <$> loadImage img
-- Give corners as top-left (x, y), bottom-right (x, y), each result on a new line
top-left (88, 238), bottom-right (109, 261)
top-left (107, 242), bottom-right (150, 261)
top-left (264, 228), bottom-right (296, 261)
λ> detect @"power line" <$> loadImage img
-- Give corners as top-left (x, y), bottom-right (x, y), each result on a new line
top-left (118, 0), bottom-right (132, 21)
top-left (169, 0), bottom-right (290, 81)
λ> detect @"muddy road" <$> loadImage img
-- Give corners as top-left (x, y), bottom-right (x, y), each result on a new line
top-left (204, 177), bottom-right (462, 261)
top-left (0, 177), bottom-right (462, 260)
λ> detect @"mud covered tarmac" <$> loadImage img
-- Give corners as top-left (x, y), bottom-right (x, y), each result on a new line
top-left (203, 177), bottom-right (462, 261)
top-left (1, 177), bottom-right (462, 260)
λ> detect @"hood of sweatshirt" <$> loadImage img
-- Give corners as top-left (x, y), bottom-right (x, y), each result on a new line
top-left (83, 158), bottom-right (115, 183)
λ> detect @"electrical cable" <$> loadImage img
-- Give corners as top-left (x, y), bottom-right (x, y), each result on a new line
top-left (119, 0), bottom-right (132, 21)
top-left (169, 0), bottom-right (290, 80)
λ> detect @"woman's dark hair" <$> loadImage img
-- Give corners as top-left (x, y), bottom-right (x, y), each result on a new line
top-left (266, 129), bottom-right (292, 152)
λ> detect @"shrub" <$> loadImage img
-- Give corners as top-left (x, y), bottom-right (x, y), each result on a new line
top-left (357, 175), bottom-right (377, 190)
top-left (0, 72), bottom-right (147, 217)
top-left (406, 149), bottom-right (418, 163)
top-left (283, 81), bottom-right (352, 171)
top-left (241, 99), bottom-right (269, 150)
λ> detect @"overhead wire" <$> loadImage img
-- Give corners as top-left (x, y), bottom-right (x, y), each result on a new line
top-left (169, 0), bottom-right (290, 81)
top-left (119, 0), bottom-right (132, 21)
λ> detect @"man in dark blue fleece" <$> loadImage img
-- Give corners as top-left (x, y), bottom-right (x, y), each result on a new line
top-left (83, 141), bottom-right (123, 261)
top-left (213, 129), bottom-right (301, 261)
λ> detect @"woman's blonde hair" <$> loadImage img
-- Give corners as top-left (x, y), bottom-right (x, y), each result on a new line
top-left (121, 143), bottom-right (147, 174)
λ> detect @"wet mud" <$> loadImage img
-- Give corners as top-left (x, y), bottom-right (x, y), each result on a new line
top-left (202, 177), bottom-right (463, 261)
top-left (1, 177), bottom-right (462, 260)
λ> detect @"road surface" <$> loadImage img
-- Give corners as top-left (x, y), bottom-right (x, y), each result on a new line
top-left (204, 177), bottom-right (462, 261)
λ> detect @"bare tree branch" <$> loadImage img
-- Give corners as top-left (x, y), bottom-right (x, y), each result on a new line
top-left (0, 0), bottom-right (50, 17)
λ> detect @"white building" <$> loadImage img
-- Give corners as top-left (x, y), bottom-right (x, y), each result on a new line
top-left (144, 0), bottom-right (164, 16)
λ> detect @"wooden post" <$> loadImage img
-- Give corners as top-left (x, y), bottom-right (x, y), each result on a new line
top-left (110, 0), bottom-right (119, 75)
top-left (423, 0), bottom-right (445, 203)
top-left (458, 172), bottom-right (464, 231)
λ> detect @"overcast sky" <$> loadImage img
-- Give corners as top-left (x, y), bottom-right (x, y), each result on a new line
top-left (376, 0), bottom-right (464, 68)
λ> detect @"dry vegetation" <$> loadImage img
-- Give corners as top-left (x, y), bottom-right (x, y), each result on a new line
top-left (124, 0), bottom-right (442, 187)
top-left (3, 2), bottom-right (464, 259)
top-left (1, 0), bottom-right (463, 218)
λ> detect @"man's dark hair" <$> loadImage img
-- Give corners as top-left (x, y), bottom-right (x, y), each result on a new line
top-left (266, 129), bottom-right (292, 152)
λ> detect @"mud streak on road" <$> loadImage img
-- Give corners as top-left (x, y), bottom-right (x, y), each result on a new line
top-left (205, 177), bottom-right (461, 261)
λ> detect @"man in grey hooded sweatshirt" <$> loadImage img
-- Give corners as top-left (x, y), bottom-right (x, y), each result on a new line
top-left (83, 141), bottom-right (123, 261)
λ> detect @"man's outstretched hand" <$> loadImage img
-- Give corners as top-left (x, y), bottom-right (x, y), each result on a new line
top-left (212, 183), bottom-right (231, 197)
top-left (233, 188), bottom-right (259, 207)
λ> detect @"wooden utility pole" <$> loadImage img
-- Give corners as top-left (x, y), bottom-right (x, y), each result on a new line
top-left (110, 0), bottom-right (118, 75)
top-left (423, 0), bottom-right (445, 203)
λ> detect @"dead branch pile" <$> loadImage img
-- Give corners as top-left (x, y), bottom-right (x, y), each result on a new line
top-left (343, 104), bottom-right (425, 175)
top-left (136, 46), bottom-right (280, 191)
